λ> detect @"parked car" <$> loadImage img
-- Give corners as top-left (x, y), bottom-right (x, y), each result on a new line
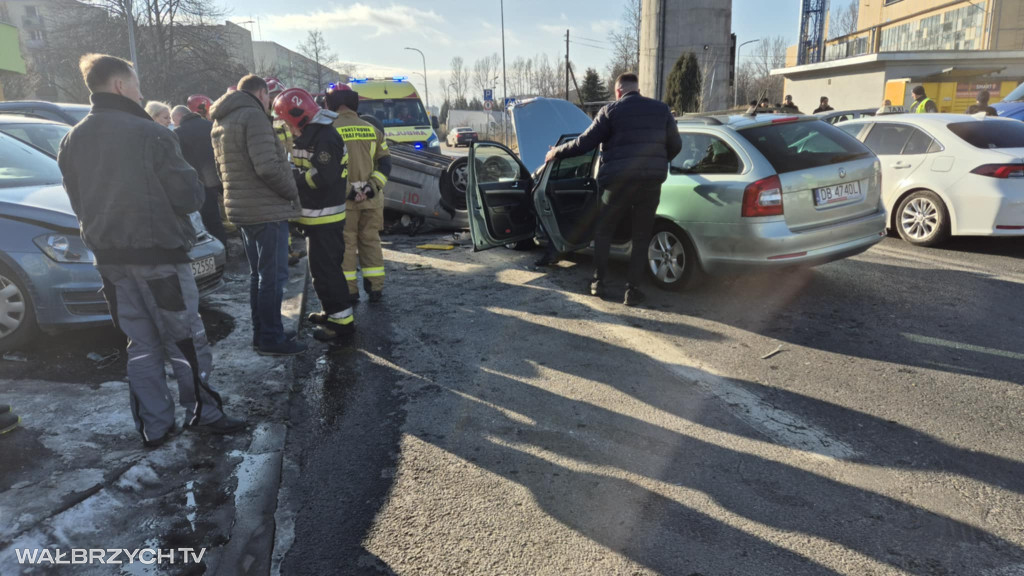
top-left (0, 115), bottom-right (71, 157)
top-left (0, 132), bottom-right (226, 351)
top-left (815, 108), bottom-right (877, 125)
top-left (446, 127), bottom-right (478, 147)
top-left (467, 98), bottom-right (887, 290)
top-left (835, 113), bottom-right (1024, 246)
top-left (0, 101), bottom-right (90, 125)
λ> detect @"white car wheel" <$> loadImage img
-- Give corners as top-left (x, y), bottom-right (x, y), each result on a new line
top-left (896, 191), bottom-right (949, 247)
top-left (0, 264), bottom-right (37, 352)
top-left (646, 223), bottom-right (698, 291)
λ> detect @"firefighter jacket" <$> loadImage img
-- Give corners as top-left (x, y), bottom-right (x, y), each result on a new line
top-left (332, 109), bottom-right (392, 210)
top-left (292, 111), bottom-right (348, 227)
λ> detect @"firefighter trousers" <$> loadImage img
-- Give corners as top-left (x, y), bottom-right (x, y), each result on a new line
top-left (304, 224), bottom-right (354, 322)
top-left (343, 204), bottom-right (386, 294)
top-left (98, 263), bottom-right (226, 443)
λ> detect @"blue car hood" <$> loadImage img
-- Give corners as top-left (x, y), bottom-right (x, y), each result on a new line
top-left (0, 184), bottom-right (79, 231)
top-left (993, 101), bottom-right (1024, 119)
top-left (510, 98), bottom-right (594, 173)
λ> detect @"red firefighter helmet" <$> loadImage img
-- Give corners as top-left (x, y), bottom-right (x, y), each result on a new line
top-left (273, 88), bottom-right (320, 132)
top-left (265, 77), bottom-right (286, 96)
top-left (186, 94), bottom-right (213, 117)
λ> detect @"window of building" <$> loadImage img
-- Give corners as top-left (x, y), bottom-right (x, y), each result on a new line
top-left (878, 3), bottom-right (987, 52)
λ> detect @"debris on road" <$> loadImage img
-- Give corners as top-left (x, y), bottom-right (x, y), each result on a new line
top-left (405, 264), bottom-right (434, 271)
top-left (416, 244), bottom-right (456, 251)
top-left (761, 345), bottom-right (785, 360)
top-left (86, 349), bottom-right (121, 369)
top-left (2, 352), bottom-right (27, 363)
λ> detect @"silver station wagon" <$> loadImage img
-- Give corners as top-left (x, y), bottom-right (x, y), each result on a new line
top-left (467, 99), bottom-right (888, 290)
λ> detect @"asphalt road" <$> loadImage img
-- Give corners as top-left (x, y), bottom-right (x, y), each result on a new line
top-left (281, 234), bottom-right (1024, 575)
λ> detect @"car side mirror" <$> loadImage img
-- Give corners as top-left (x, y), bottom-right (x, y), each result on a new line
top-left (431, 116), bottom-right (439, 130)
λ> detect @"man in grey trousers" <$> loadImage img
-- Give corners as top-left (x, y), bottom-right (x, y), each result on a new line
top-left (58, 54), bottom-right (245, 448)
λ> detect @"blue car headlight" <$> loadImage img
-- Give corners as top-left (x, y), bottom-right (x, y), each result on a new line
top-left (33, 234), bottom-right (95, 264)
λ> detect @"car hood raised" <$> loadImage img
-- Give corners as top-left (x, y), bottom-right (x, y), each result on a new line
top-left (510, 98), bottom-right (594, 172)
top-left (993, 101), bottom-right (1024, 119)
top-left (0, 184), bottom-right (79, 231)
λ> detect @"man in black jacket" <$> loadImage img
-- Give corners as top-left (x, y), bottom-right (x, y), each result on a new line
top-left (172, 105), bottom-right (227, 245)
top-left (58, 54), bottom-right (244, 448)
top-left (545, 72), bottom-right (682, 306)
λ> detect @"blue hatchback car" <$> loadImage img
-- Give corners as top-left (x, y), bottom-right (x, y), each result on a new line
top-left (0, 132), bottom-right (226, 351)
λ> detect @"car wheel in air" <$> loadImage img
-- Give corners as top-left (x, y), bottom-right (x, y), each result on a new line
top-left (646, 222), bottom-right (698, 291)
top-left (896, 190), bottom-right (949, 247)
top-left (441, 157), bottom-right (470, 212)
top-left (0, 262), bottom-right (38, 352)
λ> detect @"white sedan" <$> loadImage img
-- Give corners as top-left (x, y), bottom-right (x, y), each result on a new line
top-left (836, 114), bottom-right (1024, 246)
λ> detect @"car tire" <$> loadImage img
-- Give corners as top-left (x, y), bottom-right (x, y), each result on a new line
top-left (896, 190), bottom-right (949, 247)
top-left (646, 222), bottom-right (699, 292)
top-left (441, 157), bottom-right (469, 212)
top-left (0, 262), bottom-right (38, 353)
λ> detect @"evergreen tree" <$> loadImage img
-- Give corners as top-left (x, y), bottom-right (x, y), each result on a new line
top-left (664, 53), bottom-right (701, 114)
top-left (579, 68), bottom-right (609, 103)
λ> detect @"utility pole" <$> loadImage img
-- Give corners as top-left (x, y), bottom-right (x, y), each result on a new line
top-left (501, 0), bottom-right (508, 144)
top-left (565, 29), bottom-right (570, 101)
top-left (125, 0), bottom-right (139, 78)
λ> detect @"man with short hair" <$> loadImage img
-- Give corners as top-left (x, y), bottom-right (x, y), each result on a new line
top-left (172, 105), bottom-right (226, 245)
top-left (211, 74), bottom-right (305, 356)
top-left (967, 90), bottom-right (998, 116)
top-left (912, 86), bottom-right (938, 113)
top-left (544, 72), bottom-right (682, 306)
top-left (813, 96), bottom-right (834, 114)
top-left (781, 95), bottom-right (800, 113)
top-left (58, 54), bottom-right (244, 447)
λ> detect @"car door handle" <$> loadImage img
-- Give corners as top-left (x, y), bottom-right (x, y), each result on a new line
top-left (893, 162), bottom-right (912, 169)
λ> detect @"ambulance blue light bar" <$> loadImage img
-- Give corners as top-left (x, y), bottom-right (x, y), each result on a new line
top-left (392, 76), bottom-right (407, 82)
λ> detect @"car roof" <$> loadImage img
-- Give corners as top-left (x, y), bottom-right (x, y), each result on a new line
top-left (0, 100), bottom-right (89, 112)
top-left (676, 113), bottom-right (817, 131)
top-left (838, 113), bottom-right (1019, 127)
top-left (816, 108), bottom-right (877, 117)
top-left (0, 114), bottom-right (68, 126)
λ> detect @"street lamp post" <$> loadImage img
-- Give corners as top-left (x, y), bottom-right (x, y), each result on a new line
top-left (125, 0), bottom-right (139, 77)
top-left (735, 38), bottom-right (760, 108)
top-left (405, 47), bottom-right (429, 113)
top-left (500, 0), bottom-right (508, 144)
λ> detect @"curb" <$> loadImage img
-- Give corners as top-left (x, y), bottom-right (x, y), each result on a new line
top-left (211, 266), bottom-right (309, 576)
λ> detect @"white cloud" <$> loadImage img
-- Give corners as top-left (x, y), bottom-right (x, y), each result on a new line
top-left (540, 24), bottom-right (571, 36)
top-left (590, 19), bottom-right (618, 36)
top-left (263, 3), bottom-right (450, 45)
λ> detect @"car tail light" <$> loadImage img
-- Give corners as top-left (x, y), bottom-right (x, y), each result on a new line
top-left (742, 175), bottom-right (784, 217)
top-left (772, 117), bottom-right (800, 124)
top-left (971, 164), bottom-right (1024, 178)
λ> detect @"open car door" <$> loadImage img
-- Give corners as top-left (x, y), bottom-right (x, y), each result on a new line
top-left (533, 135), bottom-right (600, 254)
top-left (466, 141), bottom-right (535, 251)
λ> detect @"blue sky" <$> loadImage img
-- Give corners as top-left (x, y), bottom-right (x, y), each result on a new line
top-left (221, 0), bottom-right (801, 101)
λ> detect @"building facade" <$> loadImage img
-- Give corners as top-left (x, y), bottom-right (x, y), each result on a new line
top-left (252, 40), bottom-right (346, 94)
top-left (776, 0), bottom-right (1024, 112)
top-left (639, 0), bottom-right (733, 112)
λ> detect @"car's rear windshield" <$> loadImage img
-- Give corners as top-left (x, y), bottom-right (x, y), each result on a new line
top-left (0, 134), bottom-right (63, 188)
top-left (65, 107), bottom-right (89, 124)
top-left (737, 119), bottom-right (873, 174)
top-left (948, 121), bottom-right (1024, 149)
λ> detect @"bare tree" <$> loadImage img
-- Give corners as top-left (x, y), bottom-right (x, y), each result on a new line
top-left (738, 35), bottom-right (788, 106)
top-left (829, 0), bottom-right (860, 39)
top-left (297, 30), bottom-right (338, 93)
top-left (607, 0), bottom-right (641, 91)
top-left (450, 56), bottom-right (470, 104)
top-left (472, 53), bottom-right (501, 101)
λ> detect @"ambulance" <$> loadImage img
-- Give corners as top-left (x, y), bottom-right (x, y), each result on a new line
top-left (346, 77), bottom-right (441, 151)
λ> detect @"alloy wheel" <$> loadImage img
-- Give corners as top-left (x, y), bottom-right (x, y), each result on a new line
top-left (0, 273), bottom-right (27, 338)
top-left (900, 197), bottom-right (939, 240)
top-left (648, 231), bottom-right (686, 284)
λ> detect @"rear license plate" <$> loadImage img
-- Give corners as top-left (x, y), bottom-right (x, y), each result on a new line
top-left (814, 181), bottom-right (862, 206)
top-left (190, 257), bottom-right (216, 279)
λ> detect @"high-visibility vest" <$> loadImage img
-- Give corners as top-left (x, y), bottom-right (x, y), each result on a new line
top-left (914, 98), bottom-right (935, 113)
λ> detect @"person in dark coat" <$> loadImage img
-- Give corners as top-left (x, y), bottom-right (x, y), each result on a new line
top-left (545, 72), bottom-right (682, 306)
top-left (813, 96), bottom-right (834, 114)
top-left (172, 105), bottom-right (227, 245)
top-left (967, 90), bottom-right (998, 116)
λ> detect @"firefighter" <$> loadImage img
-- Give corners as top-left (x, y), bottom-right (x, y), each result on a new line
top-left (266, 78), bottom-right (308, 266)
top-left (273, 88), bottom-right (355, 341)
top-left (325, 84), bottom-right (392, 303)
top-left (186, 94), bottom-right (213, 120)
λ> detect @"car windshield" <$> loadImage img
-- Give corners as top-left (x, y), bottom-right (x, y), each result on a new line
top-left (948, 121), bottom-right (1024, 149)
top-left (359, 99), bottom-right (430, 128)
top-left (738, 120), bottom-right (873, 174)
top-left (0, 123), bottom-right (70, 157)
top-left (0, 133), bottom-right (64, 188)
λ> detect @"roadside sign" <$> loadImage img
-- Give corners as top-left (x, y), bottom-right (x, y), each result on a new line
top-left (505, 97), bottom-right (516, 108)
top-left (483, 100), bottom-right (493, 111)
top-left (484, 89), bottom-right (493, 101)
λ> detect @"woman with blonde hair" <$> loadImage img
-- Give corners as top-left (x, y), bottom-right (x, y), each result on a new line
top-left (144, 100), bottom-right (172, 128)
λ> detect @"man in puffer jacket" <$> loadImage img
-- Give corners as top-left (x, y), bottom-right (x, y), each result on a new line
top-left (59, 54), bottom-right (245, 447)
top-left (210, 74), bottom-right (305, 356)
top-left (545, 72), bottom-right (682, 307)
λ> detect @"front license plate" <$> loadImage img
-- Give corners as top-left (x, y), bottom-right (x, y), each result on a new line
top-left (191, 257), bottom-right (216, 279)
top-left (814, 181), bottom-right (862, 206)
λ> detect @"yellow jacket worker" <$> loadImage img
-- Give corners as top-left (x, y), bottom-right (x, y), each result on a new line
top-left (325, 84), bottom-right (392, 302)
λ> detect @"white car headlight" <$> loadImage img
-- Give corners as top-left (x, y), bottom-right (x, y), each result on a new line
top-left (34, 234), bottom-right (95, 264)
